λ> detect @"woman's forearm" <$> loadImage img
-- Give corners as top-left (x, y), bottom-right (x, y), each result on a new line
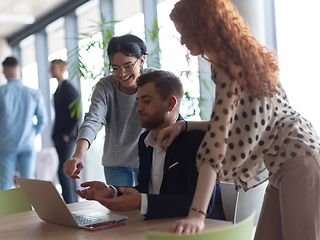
top-left (189, 163), bottom-right (217, 217)
top-left (73, 139), bottom-right (90, 159)
top-left (184, 120), bottom-right (211, 133)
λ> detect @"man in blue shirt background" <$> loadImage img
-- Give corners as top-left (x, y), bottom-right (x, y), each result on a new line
top-left (0, 57), bottom-right (47, 190)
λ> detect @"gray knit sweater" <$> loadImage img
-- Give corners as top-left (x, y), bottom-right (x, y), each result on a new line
top-left (78, 68), bottom-right (155, 168)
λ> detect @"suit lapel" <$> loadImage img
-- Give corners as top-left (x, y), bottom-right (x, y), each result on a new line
top-left (163, 136), bottom-right (179, 176)
top-left (54, 81), bottom-right (63, 97)
top-left (163, 114), bottom-right (183, 175)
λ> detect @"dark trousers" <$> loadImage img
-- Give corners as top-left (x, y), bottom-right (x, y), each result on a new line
top-left (55, 140), bottom-right (78, 204)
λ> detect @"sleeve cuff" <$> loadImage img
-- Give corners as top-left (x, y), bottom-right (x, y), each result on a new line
top-left (139, 193), bottom-right (148, 215)
top-left (109, 185), bottom-right (118, 198)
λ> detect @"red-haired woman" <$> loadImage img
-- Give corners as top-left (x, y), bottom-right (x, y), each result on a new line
top-left (157, 0), bottom-right (320, 239)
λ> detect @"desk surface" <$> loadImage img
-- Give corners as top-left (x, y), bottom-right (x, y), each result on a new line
top-left (0, 201), bottom-right (231, 240)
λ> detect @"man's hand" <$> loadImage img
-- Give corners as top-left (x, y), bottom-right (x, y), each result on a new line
top-left (75, 181), bottom-right (115, 200)
top-left (62, 134), bottom-right (70, 142)
top-left (95, 187), bottom-right (141, 212)
top-left (63, 155), bottom-right (84, 179)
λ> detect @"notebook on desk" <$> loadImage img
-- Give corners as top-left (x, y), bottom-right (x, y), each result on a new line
top-left (15, 177), bottom-right (127, 229)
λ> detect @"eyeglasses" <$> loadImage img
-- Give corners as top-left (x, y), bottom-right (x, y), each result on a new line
top-left (109, 58), bottom-right (140, 74)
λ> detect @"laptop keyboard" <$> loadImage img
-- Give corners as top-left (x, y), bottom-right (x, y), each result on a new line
top-left (72, 214), bottom-right (104, 225)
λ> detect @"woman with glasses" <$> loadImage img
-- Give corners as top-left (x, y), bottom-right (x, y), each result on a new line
top-left (156, 0), bottom-right (320, 239)
top-left (64, 34), bottom-right (155, 187)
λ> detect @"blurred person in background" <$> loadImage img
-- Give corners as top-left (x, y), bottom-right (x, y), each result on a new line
top-left (0, 56), bottom-right (47, 190)
top-left (50, 59), bottom-right (80, 203)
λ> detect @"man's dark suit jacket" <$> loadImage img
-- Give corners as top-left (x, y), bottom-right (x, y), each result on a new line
top-left (52, 80), bottom-right (80, 143)
top-left (117, 115), bottom-right (225, 220)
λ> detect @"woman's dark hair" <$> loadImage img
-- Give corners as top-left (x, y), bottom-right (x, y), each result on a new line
top-left (107, 34), bottom-right (148, 63)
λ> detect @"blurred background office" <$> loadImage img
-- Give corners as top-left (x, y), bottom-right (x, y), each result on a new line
top-left (0, 0), bottom-right (319, 193)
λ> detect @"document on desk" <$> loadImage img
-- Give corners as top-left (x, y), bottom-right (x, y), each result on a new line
top-left (15, 177), bottom-right (127, 229)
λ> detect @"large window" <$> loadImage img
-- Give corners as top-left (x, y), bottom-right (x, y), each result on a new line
top-left (20, 35), bottom-right (37, 89)
top-left (47, 17), bottom-right (68, 96)
top-left (158, 0), bottom-right (201, 120)
top-left (275, 1), bottom-right (320, 133)
top-left (20, 35), bottom-right (43, 151)
top-left (114, 0), bottom-right (144, 38)
top-left (76, 0), bottom-right (105, 182)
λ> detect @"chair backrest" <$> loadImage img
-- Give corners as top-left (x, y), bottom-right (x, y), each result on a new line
top-left (220, 181), bottom-right (239, 223)
top-left (235, 181), bottom-right (267, 226)
top-left (35, 147), bottom-right (59, 181)
top-left (146, 211), bottom-right (256, 240)
top-left (220, 180), bottom-right (267, 227)
top-left (0, 187), bottom-right (32, 216)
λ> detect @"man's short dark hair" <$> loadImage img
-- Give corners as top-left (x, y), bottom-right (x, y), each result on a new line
top-left (137, 70), bottom-right (184, 103)
top-left (51, 59), bottom-right (66, 68)
top-left (2, 57), bottom-right (19, 67)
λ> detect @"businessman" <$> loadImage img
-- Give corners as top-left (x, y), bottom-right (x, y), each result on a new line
top-left (50, 59), bottom-right (80, 203)
top-left (76, 70), bottom-right (224, 220)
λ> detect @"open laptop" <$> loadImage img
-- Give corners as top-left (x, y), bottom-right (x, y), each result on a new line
top-left (15, 177), bottom-right (127, 229)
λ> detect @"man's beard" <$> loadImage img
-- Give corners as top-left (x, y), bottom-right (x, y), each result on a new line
top-left (140, 113), bottom-right (166, 130)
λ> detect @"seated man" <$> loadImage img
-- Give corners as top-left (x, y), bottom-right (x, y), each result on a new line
top-left (76, 70), bottom-right (225, 220)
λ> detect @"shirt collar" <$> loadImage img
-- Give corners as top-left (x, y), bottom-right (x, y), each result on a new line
top-left (8, 78), bottom-right (20, 82)
top-left (144, 131), bottom-right (168, 153)
top-left (58, 79), bottom-right (65, 87)
top-left (143, 114), bottom-right (181, 150)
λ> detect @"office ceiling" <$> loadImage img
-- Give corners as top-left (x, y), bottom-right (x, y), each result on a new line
top-left (0, 0), bottom-right (70, 39)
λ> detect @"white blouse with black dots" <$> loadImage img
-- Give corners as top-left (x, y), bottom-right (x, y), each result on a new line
top-left (196, 66), bottom-right (320, 191)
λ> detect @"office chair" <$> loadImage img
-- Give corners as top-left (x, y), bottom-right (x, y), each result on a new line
top-left (146, 211), bottom-right (256, 240)
top-left (220, 180), bottom-right (267, 224)
top-left (0, 187), bottom-right (32, 216)
top-left (220, 181), bottom-right (239, 224)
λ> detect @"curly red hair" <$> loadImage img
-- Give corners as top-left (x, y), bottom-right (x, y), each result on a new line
top-left (170, 0), bottom-right (279, 98)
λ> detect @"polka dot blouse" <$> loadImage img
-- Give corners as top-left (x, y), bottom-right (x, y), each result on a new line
top-left (196, 66), bottom-right (320, 191)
